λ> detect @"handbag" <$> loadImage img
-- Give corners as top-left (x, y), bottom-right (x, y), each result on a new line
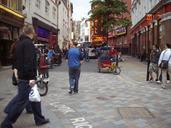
top-left (12, 72), bottom-right (17, 86)
top-left (29, 84), bottom-right (41, 102)
top-left (159, 60), bottom-right (168, 69)
top-left (159, 49), bottom-right (171, 69)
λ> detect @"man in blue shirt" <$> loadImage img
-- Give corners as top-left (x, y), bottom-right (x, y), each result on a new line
top-left (66, 42), bottom-right (83, 94)
top-left (47, 48), bottom-right (55, 68)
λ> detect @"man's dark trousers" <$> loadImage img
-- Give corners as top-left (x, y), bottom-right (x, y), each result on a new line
top-left (1, 80), bottom-right (45, 128)
top-left (1, 80), bottom-right (31, 127)
top-left (4, 96), bottom-right (32, 114)
top-left (69, 67), bottom-right (80, 92)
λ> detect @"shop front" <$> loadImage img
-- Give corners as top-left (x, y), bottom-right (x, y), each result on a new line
top-left (130, 1), bottom-right (171, 60)
top-left (32, 17), bottom-right (58, 48)
top-left (0, 5), bottom-right (24, 66)
top-left (108, 26), bottom-right (130, 54)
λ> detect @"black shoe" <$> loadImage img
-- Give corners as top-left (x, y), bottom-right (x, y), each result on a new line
top-left (68, 90), bottom-right (73, 94)
top-left (1, 122), bottom-right (13, 128)
top-left (74, 91), bottom-right (78, 94)
top-left (36, 119), bottom-right (50, 126)
top-left (26, 111), bottom-right (33, 114)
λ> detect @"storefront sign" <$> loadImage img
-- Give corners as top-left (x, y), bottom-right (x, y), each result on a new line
top-left (115, 27), bottom-right (126, 36)
top-left (146, 14), bottom-right (153, 21)
top-left (36, 27), bottom-right (50, 38)
top-left (0, 7), bottom-right (24, 27)
top-left (92, 35), bottom-right (106, 42)
top-left (0, 5), bottom-right (24, 18)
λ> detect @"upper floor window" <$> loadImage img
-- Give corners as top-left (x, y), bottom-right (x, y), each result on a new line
top-left (52, 7), bottom-right (56, 19)
top-left (45, 0), bottom-right (50, 14)
top-left (0, 0), bottom-right (8, 6)
top-left (35, 0), bottom-right (41, 8)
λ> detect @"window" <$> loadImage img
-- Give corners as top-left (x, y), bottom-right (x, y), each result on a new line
top-left (1, 0), bottom-right (8, 6)
top-left (45, 0), bottom-right (50, 14)
top-left (11, 0), bottom-right (17, 11)
top-left (35, 0), bottom-right (41, 8)
top-left (52, 7), bottom-right (56, 19)
top-left (85, 36), bottom-right (89, 42)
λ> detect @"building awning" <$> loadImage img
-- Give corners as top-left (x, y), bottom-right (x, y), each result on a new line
top-left (32, 17), bottom-right (59, 34)
top-left (0, 5), bottom-right (24, 27)
top-left (131, 1), bottom-right (171, 35)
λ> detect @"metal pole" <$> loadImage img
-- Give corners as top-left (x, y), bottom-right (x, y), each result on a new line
top-left (57, 0), bottom-right (61, 45)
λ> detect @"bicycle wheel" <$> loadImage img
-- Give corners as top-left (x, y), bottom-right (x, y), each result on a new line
top-left (37, 80), bottom-right (48, 96)
top-left (113, 67), bottom-right (121, 75)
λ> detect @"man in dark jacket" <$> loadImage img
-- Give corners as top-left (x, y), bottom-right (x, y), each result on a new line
top-left (1, 25), bottom-right (49, 128)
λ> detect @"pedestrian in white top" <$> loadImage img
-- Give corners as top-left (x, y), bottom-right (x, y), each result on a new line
top-left (158, 43), bottom-right (171, 89)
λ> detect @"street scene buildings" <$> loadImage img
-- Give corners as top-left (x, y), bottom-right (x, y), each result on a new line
top-left (130, 0), bottom-right (171, 60)
top-left (1, 0), bottom-right (171, 128)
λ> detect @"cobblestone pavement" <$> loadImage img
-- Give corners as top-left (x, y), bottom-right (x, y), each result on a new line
top-left (0, 68), bottom-right (63, 128)
top-left (1, 56), bottom-right (171, 128)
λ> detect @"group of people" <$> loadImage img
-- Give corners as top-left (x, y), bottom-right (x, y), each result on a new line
top-left (148, 43), bottom-right (171, 89)
top-left (1, 25), bottom-right (84, 128)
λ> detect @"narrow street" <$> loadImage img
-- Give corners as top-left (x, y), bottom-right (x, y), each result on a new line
top-left (43, 56), bottom-right (171, 128)
top-left (1, 56), bottom-right (171, 128)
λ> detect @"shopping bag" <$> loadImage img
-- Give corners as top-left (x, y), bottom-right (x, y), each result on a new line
top-left (29, 84), bottom-right (41, 102)
top-left (159, 60), bottom-right (168, 69)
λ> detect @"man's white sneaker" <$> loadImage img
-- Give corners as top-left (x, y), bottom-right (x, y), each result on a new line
top-left (157, 80), bottom-right (162, 84)
top-left (166, 80), bottom-right (170, 84)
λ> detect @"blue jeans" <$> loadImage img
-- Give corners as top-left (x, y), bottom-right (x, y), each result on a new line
top-left (69, 67), bottom-right (81, 92)
top-left (1, 80), bottom-right (45, 128)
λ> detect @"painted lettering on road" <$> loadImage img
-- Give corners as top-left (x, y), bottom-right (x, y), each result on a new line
top-left (50, 102), bottom-right (75, 114)
top-left (49, 101), bottom-right (93, 127)
top-left (71, 117), bottom-right (93, 128)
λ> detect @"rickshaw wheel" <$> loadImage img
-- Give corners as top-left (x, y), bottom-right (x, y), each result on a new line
top-left (113, 67), bottom-right (121, 75)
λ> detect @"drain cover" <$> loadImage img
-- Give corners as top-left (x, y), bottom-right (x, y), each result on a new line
top-left (118, 107), bottom-right (155, 119)
top-left (96, 96), bottom-right (109, 101)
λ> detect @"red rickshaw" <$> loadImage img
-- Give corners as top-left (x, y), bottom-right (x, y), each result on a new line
top-left (97, 46), bottom-right (121, 75)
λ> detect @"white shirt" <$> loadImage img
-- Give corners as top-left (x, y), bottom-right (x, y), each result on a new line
top-left (158, 48), bottom-right (171, 66)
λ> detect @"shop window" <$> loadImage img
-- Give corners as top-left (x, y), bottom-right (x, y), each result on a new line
top-left (85, 36), bottom-right (89, 42)
top-left (35, 0), bottom-right (41, 9)
top-left (1, 0), bottom-right (8, 6)
top-left (0, 27), bottom-right (11, 40)
top-left (10, 0), bottom-right (17, 11)
top-left (45, 0), bottom-right (50, 14)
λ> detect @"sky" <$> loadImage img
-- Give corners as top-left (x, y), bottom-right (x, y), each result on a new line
top-left (70, 0), bottom-right (91, 21)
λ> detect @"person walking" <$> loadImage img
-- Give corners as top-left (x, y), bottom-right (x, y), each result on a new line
top-left (5, 35), bottom-right (33, 114)
top-left (149, 45), bottom-right (160, 81)
top-left (158, 43), bottom-right (171, 89)
top-left (66, 42), bottom-right (83, 94)
top-left (1, 25), bottom-right (49, 128)
top-left (84, 46), bottom-right (89, 62)
top-left (47, 48), bottom-right (55, 68)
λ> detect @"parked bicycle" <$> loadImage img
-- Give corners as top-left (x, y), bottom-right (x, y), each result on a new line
top-left (36, 73), bottom-right (49, 96)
